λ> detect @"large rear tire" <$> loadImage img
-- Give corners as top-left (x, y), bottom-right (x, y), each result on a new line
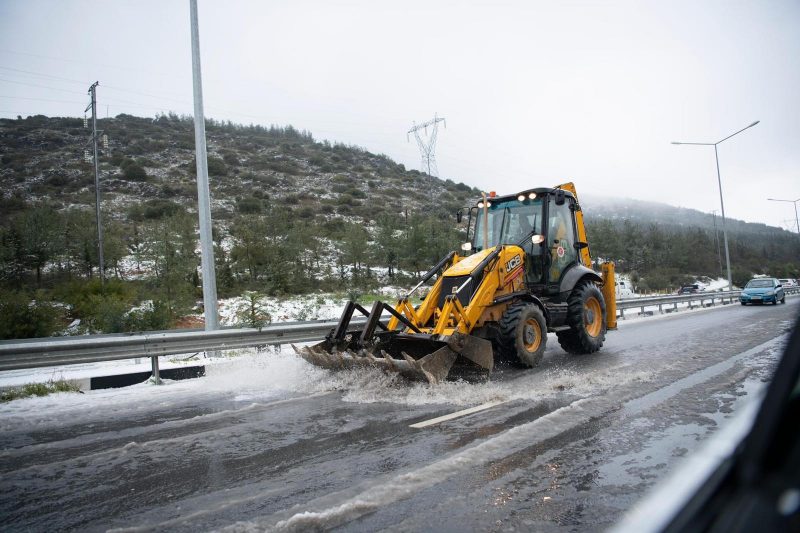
top-left (557, 281), bottom-right (606, 354)
top-left (498, 303), bottom-right (547, 368)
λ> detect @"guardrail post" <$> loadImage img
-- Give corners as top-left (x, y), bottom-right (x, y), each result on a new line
top-left (151, 356), bottom-right (161, 385)
top-left (658, 303), bottom-right (663, 314)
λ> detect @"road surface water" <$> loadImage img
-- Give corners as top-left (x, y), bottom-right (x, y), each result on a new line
top-left (0, 299), bottom-right (796, 531)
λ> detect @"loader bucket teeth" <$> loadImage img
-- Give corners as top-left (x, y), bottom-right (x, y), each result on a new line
top-left (380, 350), bottom-right (397, 371)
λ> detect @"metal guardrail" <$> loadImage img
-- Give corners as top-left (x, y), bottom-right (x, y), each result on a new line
top-left (616, 286), bottom-right (800, 318)
top-left (0, 319), bottom-right (354, 372)
top-left (1, 288), bottom-right (797, 372)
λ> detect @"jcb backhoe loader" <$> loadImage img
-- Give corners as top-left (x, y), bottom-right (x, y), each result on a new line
top-left (294, 182), bottom-right (616, 384)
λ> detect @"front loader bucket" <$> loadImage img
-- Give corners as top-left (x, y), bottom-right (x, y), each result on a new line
top-left (293, 342), bottom-right (459, 385)
top-left (292, 300), bottom-right (495, 384)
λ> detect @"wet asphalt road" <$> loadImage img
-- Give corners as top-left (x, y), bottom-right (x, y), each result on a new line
top-left (0, 299), bottom-right (797, 532)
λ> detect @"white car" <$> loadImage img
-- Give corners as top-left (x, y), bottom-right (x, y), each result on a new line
top-left (615, 279), bottom-right (635, 298)
top-left (778, 278), bottom-right (797, 287)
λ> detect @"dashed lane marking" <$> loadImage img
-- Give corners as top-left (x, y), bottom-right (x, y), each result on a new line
top-left (409, 400), bottom-right (507, 428)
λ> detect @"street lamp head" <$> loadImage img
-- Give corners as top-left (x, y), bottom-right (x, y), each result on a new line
top-left (748, 121), bottom-right (760, 128)
top-left (671, 142), bottom-right (682, 145)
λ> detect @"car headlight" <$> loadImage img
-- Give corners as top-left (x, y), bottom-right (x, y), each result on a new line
top-left (766, 291), bottom-right (774, 296)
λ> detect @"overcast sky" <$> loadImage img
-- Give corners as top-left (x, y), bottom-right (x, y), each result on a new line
top-left (1, 1), bottom-right (798, 231)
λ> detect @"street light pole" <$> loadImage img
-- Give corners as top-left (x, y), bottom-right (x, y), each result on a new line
top-left (189, 0), bottom-right (219, 330)
top-left (712, 143), bottom-right (733, 292)
top-left (672, 120), bottom-right (759, 290)
top-left (711, 210), bottom-right (723, 277)
top-left (767, 197), bottom-right (800, 235)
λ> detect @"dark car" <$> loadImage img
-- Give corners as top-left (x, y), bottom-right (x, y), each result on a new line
top-left (740, 278), bottom-right (786, 305)
top-left (678, 284), bottom-right (700, 295)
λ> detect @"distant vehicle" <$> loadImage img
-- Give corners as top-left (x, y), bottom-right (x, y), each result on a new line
top-left (740, 278), bottom-right (785, 305)
top-left (678, 284), bottom-right (700, 295)
top-left (778, 278), bottom-right (797, 288)
top-left (615, 279), bottom-right (635, 298)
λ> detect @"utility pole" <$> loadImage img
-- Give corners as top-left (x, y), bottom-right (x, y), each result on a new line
top-left (711, 210), bottom-right (723, 277)
top-left (189, 0), bottom-right (219, 331)
top-left (85, 81), bottom-right (105, 284)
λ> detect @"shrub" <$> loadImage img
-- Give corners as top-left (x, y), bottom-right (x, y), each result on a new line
top-left (124, 300), bottom-right (172, 331)
top-left (0, 292), bottom-right (61, 340)
top-left (222, 152), bottom-right (239, 166)
top-left (122, 162), bottom-right (148, 181)
top-left (233, 292), bottom-right (272, 328)
top-left (128, 199), bottom-right (184, 220)
top-left (207, 157), bottom-right (228, 176)
top-left (237, 197), bottom-right (262, 214)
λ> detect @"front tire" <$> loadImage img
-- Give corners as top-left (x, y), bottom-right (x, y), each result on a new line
top-left (557, 281), bottom-right (607, 354)
top-left (498, 303), bottom-right (547, 368)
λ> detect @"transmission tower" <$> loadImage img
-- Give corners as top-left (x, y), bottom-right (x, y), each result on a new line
top-left (407, 113), bottom-right (446, 178)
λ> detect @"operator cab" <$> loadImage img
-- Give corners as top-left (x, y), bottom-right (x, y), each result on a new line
top-left (461, 188), bottom-right (582, 289)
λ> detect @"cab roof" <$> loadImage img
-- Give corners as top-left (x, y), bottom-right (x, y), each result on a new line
top-left (474, 187), bottom-right (576, 206)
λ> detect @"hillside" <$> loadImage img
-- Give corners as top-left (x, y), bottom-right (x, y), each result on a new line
top-left (0, 113), bottom-right (478, 222)
top-left (0, 114), bottom-right (798, 338)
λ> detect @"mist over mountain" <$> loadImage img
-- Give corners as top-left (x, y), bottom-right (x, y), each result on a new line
top-left (580, 193), bottom-right (791, 237)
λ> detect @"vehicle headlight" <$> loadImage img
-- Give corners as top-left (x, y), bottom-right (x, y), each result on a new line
top-left (766, 291), bottom-right (774, 296)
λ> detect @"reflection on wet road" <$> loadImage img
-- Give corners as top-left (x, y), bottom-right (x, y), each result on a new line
top-left (1, 300), bottom-right (797, 531)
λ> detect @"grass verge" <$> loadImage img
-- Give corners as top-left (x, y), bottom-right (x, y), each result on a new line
top-left (1, 379), bottom-right (82, 403)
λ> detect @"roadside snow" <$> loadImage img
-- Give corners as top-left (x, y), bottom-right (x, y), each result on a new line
top-left (2, 290), bottom-right (792, 396)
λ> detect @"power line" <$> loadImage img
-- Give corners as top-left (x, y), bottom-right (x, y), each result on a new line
top-left (0, 76), bottom-right (86, 95)
top-left (0, 65), bottom-right (88, 85)
top-left (0, 47), bottom-right (185, 82)
top-left (0, 95), bottom-right (85, 104)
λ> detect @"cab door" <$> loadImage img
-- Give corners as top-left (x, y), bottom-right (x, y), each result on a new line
top-left (546, 194), bottom-right (578, 284)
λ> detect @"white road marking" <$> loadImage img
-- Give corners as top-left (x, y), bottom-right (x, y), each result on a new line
top-left (409, 400), bottom-right (506, 428)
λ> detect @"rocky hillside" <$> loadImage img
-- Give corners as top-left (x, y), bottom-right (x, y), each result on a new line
top-left (0, 113), bottom-right (478, 224)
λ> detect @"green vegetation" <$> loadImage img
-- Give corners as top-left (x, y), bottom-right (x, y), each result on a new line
top-left (585, 218), bottom-right (800, 291)
top-left (1, 378), bottom-right (82, 402)
top-left (0, 113), bottom-right (797, 339)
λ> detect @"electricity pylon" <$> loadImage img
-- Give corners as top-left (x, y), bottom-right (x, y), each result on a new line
top-left (407, 114), bottom-right (446, 178)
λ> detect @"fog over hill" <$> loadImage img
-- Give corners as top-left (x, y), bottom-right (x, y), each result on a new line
top-left (580, 194), bottom-right (794, 237)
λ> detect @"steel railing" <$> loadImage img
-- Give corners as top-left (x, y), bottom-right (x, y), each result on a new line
top-left (616, 286), bottom-right (799, 318)
top-left (0, 319), bottom-right (353, 372)
top-left (1, 288), bottom-right (797, 372)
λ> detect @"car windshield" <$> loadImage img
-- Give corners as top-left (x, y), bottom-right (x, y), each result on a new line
top-left (472, 197), bottom-right (543, 251)
top-left (746, 279), bottom-right (773, 288)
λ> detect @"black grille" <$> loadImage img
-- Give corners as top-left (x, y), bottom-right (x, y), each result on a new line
top-left (438, 275), bottom-right (474, 309)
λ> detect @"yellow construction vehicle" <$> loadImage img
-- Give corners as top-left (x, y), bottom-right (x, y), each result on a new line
top-left (294, 182), bottom-right (616, 383)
